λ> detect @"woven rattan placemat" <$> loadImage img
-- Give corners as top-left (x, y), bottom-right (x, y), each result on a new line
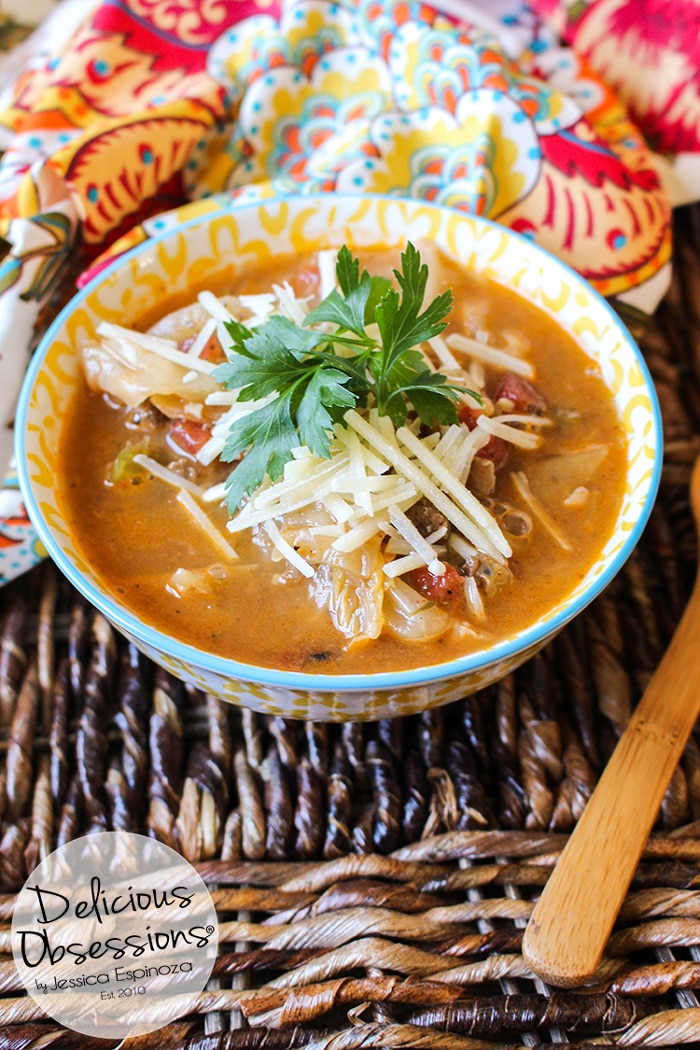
top-left (1, 209), bottom-right (700, 1048)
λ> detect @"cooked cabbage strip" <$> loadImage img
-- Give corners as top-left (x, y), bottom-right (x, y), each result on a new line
top-left (315, 540), bottom-right (386, 641)
top-left (447, 332), bottom-right (535, 379)
top-left (383, 578), bottom-right (450, 641)
top-left (511, 471), bottom-right (571, 551)
top-left (96, 322), bottom-right (216, 375)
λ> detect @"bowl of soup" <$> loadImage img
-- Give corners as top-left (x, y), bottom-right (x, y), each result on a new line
top-left (15, 193), bottom-right (661, 721)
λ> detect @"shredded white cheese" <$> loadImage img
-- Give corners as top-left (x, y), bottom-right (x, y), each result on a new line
top-left (201, 481), bottom-right (228, 504)
top-left (132, 454), bottom-right (204, 497)
top-left (227, 453), bottom-right (352, 533)
top-left (464, 574), bottom-right (486, 621)
top-left (383, 552), bottom-right (428, 578)
top-left (448, 532), bottom-right (478, 568)
top-left (197, 436), bottom-right (226, 467)
top-left (273, 281), bottom-right (309, 325)
top-left (205, 392), bottom-right (240, 406)
top-left (330, 517), bottom-right (382, 553)
top-left (363, 481), bottom-right (417, 515)
top-left (435, 424), bottom-right (490, 484)
top-left (475, 415), bottom-right (545, 450)
top-left (388, 505), bottom-right (445, 575)
top-left (186, 317), bottom-right (217, 358)
top-left (198, 291), bottom-right (235, 322)
top-left (238, 293), bottom-right (276, 327)
top-left (447, 332), bottom-right (535, 379)
top-left (341, 411), bottom-right (507, 562)
top-left (321, 492), bottom-right (355, 523)
top-left (176, 489), bottom-right (240, 560)
top-left (263, 519), bottom-right (314, 577)
top-left (318, 249), bottom-right (338, 299)
top-left (394, 422), bottom-right (512, 560)
top-left (429, 334), bottom-right (461, 371)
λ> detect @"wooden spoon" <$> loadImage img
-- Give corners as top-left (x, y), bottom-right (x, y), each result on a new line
top-left (522, 456), bottom-right (700, 987)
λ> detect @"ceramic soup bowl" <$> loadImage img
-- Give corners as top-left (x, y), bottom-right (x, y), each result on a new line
top-left (15, 193), bottom-right (661, 721)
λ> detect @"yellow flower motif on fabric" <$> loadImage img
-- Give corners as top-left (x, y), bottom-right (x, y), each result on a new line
top-left (337, 95), bottom-right (538, 218)
top-left (229, 51), bottom-right (390, 189)
top-left (207, 2), bottom-right (358, 98)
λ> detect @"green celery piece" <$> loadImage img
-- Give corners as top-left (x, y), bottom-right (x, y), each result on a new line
top-left (109, 440), bottom-right (150, 484)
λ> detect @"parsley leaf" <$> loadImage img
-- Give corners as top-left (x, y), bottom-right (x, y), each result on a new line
top-left (304, 245), bottom-right (392, 338)
top-left (215, 242), bottom-right (474, 509)
top-left (219, 394), bottom-right (299, 509)
top-left (213, 317), bottom-right (325, 400)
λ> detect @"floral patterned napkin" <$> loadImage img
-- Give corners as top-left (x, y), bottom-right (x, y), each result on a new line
top-left (0, 0), bottom-right (692, 582)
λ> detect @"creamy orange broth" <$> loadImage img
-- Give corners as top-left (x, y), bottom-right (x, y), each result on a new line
top-left (57, 250), bottom-right (627, 674)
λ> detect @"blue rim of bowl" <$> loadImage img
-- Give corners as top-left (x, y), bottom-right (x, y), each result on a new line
top-left (15, 191), bottom-right (664, 693)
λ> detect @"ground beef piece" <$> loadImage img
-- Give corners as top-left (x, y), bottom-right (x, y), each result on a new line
top-left (406, 498), bottom-right (449, 537)
top-left (124, 401), bottom-right (165, 432)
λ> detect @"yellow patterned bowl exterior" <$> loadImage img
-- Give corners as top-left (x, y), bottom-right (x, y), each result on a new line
top-left (15, 193), bottom-right (662, 721)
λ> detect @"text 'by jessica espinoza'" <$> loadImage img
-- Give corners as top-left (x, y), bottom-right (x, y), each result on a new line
top-left (14, 876), bottom-right (216, 976)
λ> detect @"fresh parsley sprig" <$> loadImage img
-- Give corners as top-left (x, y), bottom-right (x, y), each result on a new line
top-left (212, 242), bottom-right (468, 510)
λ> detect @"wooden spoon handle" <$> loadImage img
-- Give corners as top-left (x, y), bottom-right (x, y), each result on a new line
top-left (522, 579), bottom-right (700, 987)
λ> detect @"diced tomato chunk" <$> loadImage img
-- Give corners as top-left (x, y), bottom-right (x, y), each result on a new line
top-left (477, 434), bottom-right (509, 469)
top-left (169, 419), bottom-right (211, 455)
top-left (457, 403), bottom-right (509, 470)
top-left (405, 563), bottom-right (465, 605)
top-left (179, 333), bottom-right (223, 363)
top-left (494, 372), bottom-right (547, 414)
top-left (457, 403), bottom-right (479, 428)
